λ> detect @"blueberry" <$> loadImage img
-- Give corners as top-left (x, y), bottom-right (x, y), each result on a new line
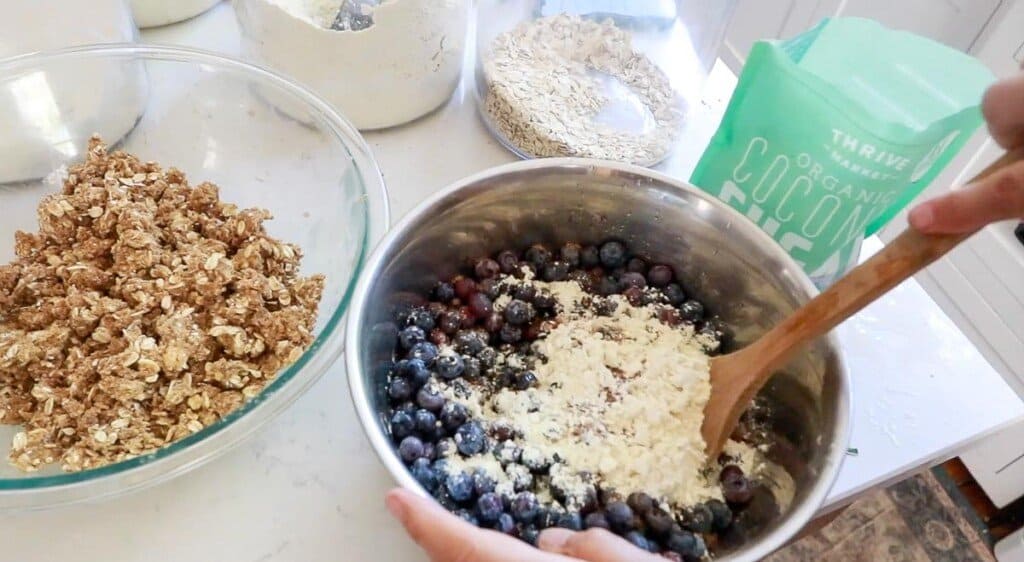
top-left (408, 341), bottom-right (438, 364)
top-left (556, 511), bottom-right (583, 530)
top-left (493, 440), bottom-right (521, 465)
top-left (598, 276), bottom-right (620, 296)
top-left (438, 402), bottom-right (468, 432)
top-left (455, 421), bottom-right (486, 455)
top-left (478, 278), bottom-right (501, 300)
top-left (666, 530), bottom-right (699, 558)
top-left (468, 292), bottom-right (493, 318)
top-left (532, 290), bottom-right (556, 310)
top-left (506, 463), bottom-right (534, 492)
top-left (646, 264), bottom-right (673, 287)
top-left (483, 312), bottom-right (504, 334)
top-left (519, 446), bottom-right (550, 473)
top-left (706, 499), bottom-right (733, 531)
top-left (559, 243), bottom-right (582, 267)
top-left (493, 513), bottom-right (517, 535)
top-left (542, 261), bottom-right (570, 282)
top-left (454, 509), bottom-right (479, 526)
top-left (624, 531), bottom-right (651, 551)
top-left (623, 286), bottom-right (644, 306)
top-left (472, 470), bottom-right (497, 496)
top-left (663, 283), bottom-right (686, 306)
top-left (387, 376), bottom-right (413, 401)
top-left (598, 241), bottom-right (627, 268)
top-left (394, 400), bottom-right (417, 415)
top-left (679, 300), bottom-right (705, 324)
top-left (428, 329), bottom-right (448, 346)
top-left (436, 438), bottom-right (456, 458)
top-left (453, 331), bottom-right (486, 355)
top-left (499, 324), bottom-right (522, 343)
top-left (390, 410), bottom-right (415, 440)
top-left (579, 245), bottom-right (600, 268)
top-left (490, 420), bottom-right (516, 441)
top-left (413, 409), bottom-right (437, 435)
top-left (720, 464), bottom-right (744, 482)
top-left (433, 281), bottom-right (456, 302)
top-left (604, 501), bottom-right (635, 532)
top-left (453, 277), bottom-right (477, 300)
top-left (644, 508), bottom-right (674, 537)
top-left (504, 300), bottom-right (532, 325)
top-left (416, 385), bottom-right (446, 412)
top-left (722, 472), bottom-right (753, 505)
top-left (512, 284), bottom-right (537, 302)
top-left (474, 258), bottom-right (501, 280)
top-left (475, 492), bottom-right (503, 523)
top-left (511, 491), bottom-right (540, 523)
top-left (496, 250), bottom-right (520, 274)
top-left (524, 244), bottom-right (553, 269)
top-left (521, 526), bottom-right (541, 546)
top-left (434, 486), bottom-right (459, 510)
top-left (685, 503), bottom-right (714, 534)
top-left (435, 311), bottom-right (458, 335)
top-left (626, 257), bottom-right (647, 274)
top-left (408, 309), bottom-right (435, 332)
top-left (619, 272), bottom-right (647, 291)
top-left (584, 512), bottom-right (610, 530)
top-left (691, 534), bottom-right (707, 558)
top-left (626, 492), bottom-right (654, 516)
top-left (398, 326), bottom-right (426, 350)
top-left (410, 457), bottom-right (438, 491)
top-left (513, 370), bottom-right (538, 390)
top-left (477, 347), bottom-right (498, 369)
top-left (398, 436), bottom-right (425, 463)
top-left (421, 441), bottom-right (436, 460)
top-left (445, 471), bottom-right (475, 502)
top-left (462, 357), bottom-right (482, 379)
top-left (397, 358), bottom-right (431, 387)
top-left (436, 354), bottom-right (465, 380)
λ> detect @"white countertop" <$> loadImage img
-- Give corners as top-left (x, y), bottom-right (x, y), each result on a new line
top-left (3, 3), bottom-right (1023, 560)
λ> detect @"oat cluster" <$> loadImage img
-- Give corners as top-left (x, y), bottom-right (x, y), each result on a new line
top-left (0, 137), bottom-right (324, 472)
top-left (482, 14), bottom-right (685, 165)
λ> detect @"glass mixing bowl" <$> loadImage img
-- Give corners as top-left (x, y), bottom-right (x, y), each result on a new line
top-left (0, 44), bottom-right (389, 510)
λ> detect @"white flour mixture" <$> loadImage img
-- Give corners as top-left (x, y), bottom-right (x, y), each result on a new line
top-left (235, 0), bottom-right (470, 129)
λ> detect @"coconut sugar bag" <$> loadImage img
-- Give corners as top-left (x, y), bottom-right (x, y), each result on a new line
top-left (691, 18), bottom-right (994, 287)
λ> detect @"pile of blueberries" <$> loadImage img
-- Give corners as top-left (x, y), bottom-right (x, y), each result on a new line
top-left (384, 240), bottom-right (774, 560)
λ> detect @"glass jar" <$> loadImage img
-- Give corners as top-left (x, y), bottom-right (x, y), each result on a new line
top-left (474, 0), bottom-right (737, 166)
top-left (235, 0), bottom-right (472, 130)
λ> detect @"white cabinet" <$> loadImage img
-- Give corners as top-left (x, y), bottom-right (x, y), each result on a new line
top-left (724, 0), bottom-right (1005, 69)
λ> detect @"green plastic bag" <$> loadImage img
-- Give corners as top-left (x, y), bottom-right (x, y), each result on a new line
top-left (691, 18), bottom-right (994, 287)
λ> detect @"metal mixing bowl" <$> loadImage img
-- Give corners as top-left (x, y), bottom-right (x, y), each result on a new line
top-left (346, 159), bottom-right (851, 561)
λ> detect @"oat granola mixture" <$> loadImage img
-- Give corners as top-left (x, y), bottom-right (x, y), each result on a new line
top-left (0, 137), bottom-right (324, 472)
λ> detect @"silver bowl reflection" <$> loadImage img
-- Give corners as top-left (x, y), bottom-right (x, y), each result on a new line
top-left (345, 159), bottom-right (850, 561)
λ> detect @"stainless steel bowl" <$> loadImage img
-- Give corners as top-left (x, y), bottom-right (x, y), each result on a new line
top-left (346, 159), bottom-right (851, 561)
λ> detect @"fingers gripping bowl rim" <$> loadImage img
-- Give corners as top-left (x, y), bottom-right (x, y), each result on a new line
top-left (0, 44), bottom-right (389, 509)
top-left (345, 158), bottom-right (851, 561)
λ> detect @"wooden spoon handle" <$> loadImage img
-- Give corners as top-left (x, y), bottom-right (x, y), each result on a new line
top-left (743, 146), bottom-right (1024, 377)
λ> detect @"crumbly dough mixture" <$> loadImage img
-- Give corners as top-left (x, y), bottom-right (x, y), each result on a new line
top-left (0, 137), bottom-right (323, 472)
top-left (446, 273), bottom-right (725, 508)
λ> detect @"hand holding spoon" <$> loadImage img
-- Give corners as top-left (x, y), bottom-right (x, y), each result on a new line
top-left (702, 147), bottom-right (1024, 459)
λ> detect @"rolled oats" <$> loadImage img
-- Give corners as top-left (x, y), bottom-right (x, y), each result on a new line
top-left (481, 14), bottom-right (685, 166)
top-left (0, 137), bottom-right (324, 472)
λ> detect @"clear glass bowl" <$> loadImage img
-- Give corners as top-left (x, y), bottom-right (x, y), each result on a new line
top-left (0, 44), bottom-right (389, 510)
top-left (474, 0), bottom-right (737, 166)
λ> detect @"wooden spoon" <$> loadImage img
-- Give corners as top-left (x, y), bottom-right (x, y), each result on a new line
top-left (702, 147), bottom-right (1024, 459)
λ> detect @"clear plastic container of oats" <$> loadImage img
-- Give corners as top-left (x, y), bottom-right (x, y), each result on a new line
top-left (474, 0), bottom-right (736, 166)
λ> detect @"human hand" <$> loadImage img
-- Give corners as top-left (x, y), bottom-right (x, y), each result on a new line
top-left (909, 72), bottom-right (1024, 234)
top-left (385, 488), bottom-right (666, 562)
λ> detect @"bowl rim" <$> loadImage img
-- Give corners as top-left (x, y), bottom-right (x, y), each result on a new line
top-left (0, 43), bottom-right (390, 506)
top-left (345, 157), bottom-right (852, 562)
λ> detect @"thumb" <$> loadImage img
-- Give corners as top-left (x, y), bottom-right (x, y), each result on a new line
top-left (910, 160), bottom-right (1024, 234)
top-left (385, 488), bottom-right (564, 562)
top-left (537, 528), bottom-right (665, 562)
